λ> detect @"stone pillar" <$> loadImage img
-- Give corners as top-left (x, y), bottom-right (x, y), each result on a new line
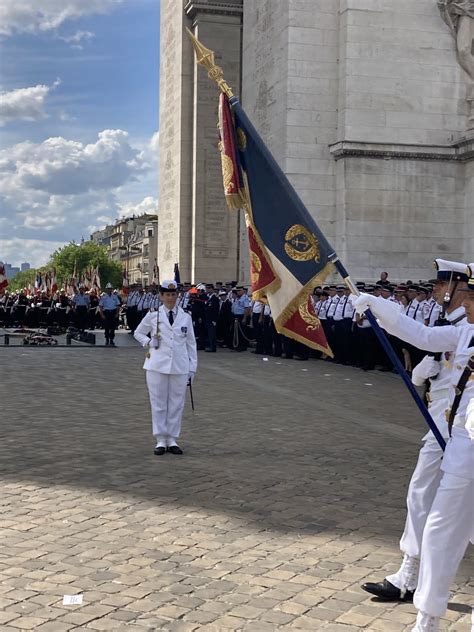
top-left (185, 0), bottom-right (243, 283)
top-left (157, 0), bottom-right (194, 281)
top-left (242, 0), bottom-right (340, 250)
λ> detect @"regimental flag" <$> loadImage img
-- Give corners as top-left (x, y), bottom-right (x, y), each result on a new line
top-left (122, 267), bottom-right (129, 295)
top-left (218, 93), bottom-right (334, 355)
top-left (42, 270), bottom-right (50, 293)
top-left (152, 259), bottom-right (160, 286)
top-left (35, 271), bottom-right (42, 292)
top-left (0, 262), bottom-right (8, 291)
top-left (50, 267), bottom-right (58, 295)
top-left (174, 263), bottom-right (181, 285)
top-left (92, 266), bottom-right (101, 293)
top-left (69, 260), bottom-right (78, 295)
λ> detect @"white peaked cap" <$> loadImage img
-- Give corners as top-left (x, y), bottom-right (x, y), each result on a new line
top-left (432, 259), bottom-right (469, 282)
top-left (159, 280), bottom-right (177, 290)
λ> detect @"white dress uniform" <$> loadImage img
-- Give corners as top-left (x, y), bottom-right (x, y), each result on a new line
top-left (385, 306), bottom-right (467, 596)
top-left (354, 292), bottom-right (474, 631)
top-left (134, 303), bottom-right (197, 448)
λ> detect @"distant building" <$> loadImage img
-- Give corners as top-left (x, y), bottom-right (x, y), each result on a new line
top-left (4, 263), bottom-right (20, 279)
top-left (21, 262), bottom-right (31, 271)
top-left (90, 214), bottom-right (158, 286)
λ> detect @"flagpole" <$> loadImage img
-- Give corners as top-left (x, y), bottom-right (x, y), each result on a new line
top-left (187, 29), bottom-right (446, 452)
top-left (328, 254), bottom-right (446, 451)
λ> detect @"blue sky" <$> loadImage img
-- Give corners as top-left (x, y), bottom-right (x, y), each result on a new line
top-left (0, 0), bottom-right (160, 268)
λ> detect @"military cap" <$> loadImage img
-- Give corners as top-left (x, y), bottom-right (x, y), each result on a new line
top-left (159, 280), bottom-right (178, 292)
top-left (429, 259), bottom-right (469, 284)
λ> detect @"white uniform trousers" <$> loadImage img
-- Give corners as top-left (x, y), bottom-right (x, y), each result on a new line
top-left (145, 371), bottom-right (188, 444)
top-left (400, 439), bottom-right (444, 559)
top-left (386, 439), bottom-right (444, 591)
top-left (414, 471), bottom-right (473, 617)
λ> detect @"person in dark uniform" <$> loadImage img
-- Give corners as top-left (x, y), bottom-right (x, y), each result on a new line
top-left (204, 284), bottom-right (219, 352)
top-left (72, 286), bottom-right (90, 332)
top-left (99, 283), bottom-right (121, 346)
top-left (88, 290), bottom-right (100, 329)
top-left (217, 289), bottom-right (232, 347)
top-left (55, 290), bottom-right (71, 328)
top-left (191, 285), bottom-right (207, 350)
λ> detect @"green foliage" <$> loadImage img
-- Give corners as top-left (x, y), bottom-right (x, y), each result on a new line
top-left (49, 242), bottom-right (122, 288)
top-left (7, 268), bottom-right (39, 292)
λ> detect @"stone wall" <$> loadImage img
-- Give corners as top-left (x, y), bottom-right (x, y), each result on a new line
top-left (157, 0), bottom-right (193, 280)
top-left (466, 161), bottom-right (474, 261)
top-left (189, 5), bottom-right (242, 283)
top-left (159, 0), bottom-right (473, 284)
top-left (241, 0), bottom-right (473, 281)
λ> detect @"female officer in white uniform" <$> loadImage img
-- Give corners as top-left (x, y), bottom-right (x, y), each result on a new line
top-left (134, 280), bottom-right (197, 455)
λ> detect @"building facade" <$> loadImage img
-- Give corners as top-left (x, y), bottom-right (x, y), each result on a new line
top-left (158, 0), bottom-right (474, 283)
top-left (90, 214), bottom-right (158, 286)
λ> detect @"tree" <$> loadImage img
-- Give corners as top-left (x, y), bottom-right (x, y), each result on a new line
top-left (49, 242), bottom-right (122, 288)
top-left (7, 269), bottom-right (39, 292)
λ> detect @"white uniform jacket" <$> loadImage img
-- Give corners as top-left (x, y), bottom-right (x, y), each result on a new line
top-left (134, 305), bottom-right (198, 375)
top-left (373, 305), bottom-right (474, 478)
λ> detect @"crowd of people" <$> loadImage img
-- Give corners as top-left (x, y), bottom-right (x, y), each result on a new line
top-left (126, 271), bottom-right (445, 373)
top-left (0, 271), bottom-right (444, 369)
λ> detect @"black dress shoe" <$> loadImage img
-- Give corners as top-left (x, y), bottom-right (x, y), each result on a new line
top-left (154, 446), bottom-right (166, 456)
top-left (361, 579), bottom-right (414, 602)
top-left (167, 445), bottom-right (183, 455)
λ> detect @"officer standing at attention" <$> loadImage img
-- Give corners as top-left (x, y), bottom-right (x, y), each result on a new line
top-left (72, 285), bottom-right (90, 332)
top-left (134, 280), bottom-right (197, 456)
top-left (99, 283), bottom-right (121, 346)
top-left (231, 286), bottom-right (251, 350)
top-left (204, 284), bottom-right (219, 352)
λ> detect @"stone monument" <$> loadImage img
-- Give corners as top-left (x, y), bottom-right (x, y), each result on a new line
top-left (438, 0), bottom-right (474, 131)
top-left (158, 0), bottom-right (474, 283)
top-left (157, 0), bottom-right (242, 283)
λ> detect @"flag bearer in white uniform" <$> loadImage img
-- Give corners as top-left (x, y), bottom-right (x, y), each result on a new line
top-left (361, 260), bottom-right (469, 604)
top-left (354, 265), bottom-right (474, 632)
top-left (134, 280), bottom-right (197, 456)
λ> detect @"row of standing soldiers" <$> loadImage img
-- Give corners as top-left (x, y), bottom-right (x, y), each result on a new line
top-left (0, 289), bottom-right (121, 331)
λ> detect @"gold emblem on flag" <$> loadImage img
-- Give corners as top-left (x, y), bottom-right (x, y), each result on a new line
top-left (220, 151), bottom-right (235, 193)
top-left (298, 300), bottom-right (320, 330)
top-left (237, 128), bottom-right (247, 151)
top-left (250, 251), bottom-right (262, 285)
top-left (284, 225), bottom-right (320, 262)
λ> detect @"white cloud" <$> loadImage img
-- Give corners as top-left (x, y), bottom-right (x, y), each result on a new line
top-left (1, 129), bottom-right (149, 199)
top-left (118, 195), bottom-right (157, 218)
top-left (0, 238), bottom-right (66, 269)
top-left (0, 79), bottom-right (60, 127)
top-left (0, 0), bottom-right (123, 37)
top-left (0, 129), bottom-right (158, 267)
top-left (58, 30), bottom-right (94, 49)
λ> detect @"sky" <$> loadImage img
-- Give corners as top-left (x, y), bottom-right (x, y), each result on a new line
top-left (0, 0), bottom-right (160, 268)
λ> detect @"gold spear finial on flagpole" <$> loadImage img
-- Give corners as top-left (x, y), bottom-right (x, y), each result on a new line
top-left (185, 27), bottom-right (234, 98)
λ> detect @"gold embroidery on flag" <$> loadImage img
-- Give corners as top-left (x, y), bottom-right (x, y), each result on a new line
top-left (250, 251), bottom-right (262, 285)
top-left (298, 301), bottom-right (320, 330)
top-left (284, 225), bottom-right (320, 262)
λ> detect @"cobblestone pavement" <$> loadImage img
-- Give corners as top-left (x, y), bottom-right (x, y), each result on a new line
top-left (1, 342), bottom-right (472, 631)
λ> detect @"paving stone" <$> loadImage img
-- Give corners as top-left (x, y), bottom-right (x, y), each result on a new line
top-left (1, 349), bottom-right (473, 632)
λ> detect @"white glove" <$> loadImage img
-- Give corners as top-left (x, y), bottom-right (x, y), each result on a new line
top-left (188, 371), bottom-right (195, 384)
top-left (411, 356), bottom-right (441, 386)
top-left (352, 293), bottom-right (402, 328)
top-left (352, 293), bottom-right (376, 315)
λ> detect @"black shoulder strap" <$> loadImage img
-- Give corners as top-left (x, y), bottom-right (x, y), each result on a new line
top-left (448, 336), bottom-right (474, 436)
